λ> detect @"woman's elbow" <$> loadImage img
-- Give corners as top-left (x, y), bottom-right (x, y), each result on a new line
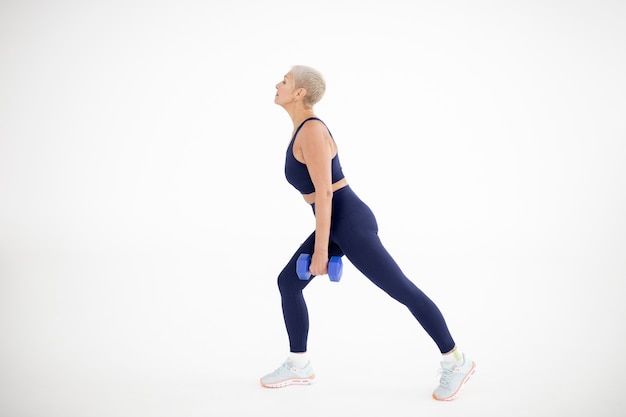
top-left (316, 188), bottom-right (333, 201)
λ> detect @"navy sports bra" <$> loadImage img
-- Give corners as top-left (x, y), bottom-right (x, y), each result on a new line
top-left (285, 117), bottom-right (345, 194)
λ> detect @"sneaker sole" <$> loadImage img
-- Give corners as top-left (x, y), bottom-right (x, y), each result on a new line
top-left (432, 361), bottom-right (477, 401)
top-left (260, 374), bottom-right (316, 388)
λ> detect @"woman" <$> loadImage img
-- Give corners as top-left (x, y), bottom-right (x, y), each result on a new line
top-left (260, 65), bottom-right (476, 401)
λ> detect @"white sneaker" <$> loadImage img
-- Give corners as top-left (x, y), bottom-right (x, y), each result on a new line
top-left (432, 353), bottom-right (477, 401)
top-left (260, 359), bottom-right (316, 388)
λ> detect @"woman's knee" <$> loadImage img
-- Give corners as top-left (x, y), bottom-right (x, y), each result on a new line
top-left (277, 267), bottom-right (304, 296)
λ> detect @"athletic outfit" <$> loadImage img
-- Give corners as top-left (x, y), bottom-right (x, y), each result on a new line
top-left (279, 117), bottom-right (456, 354)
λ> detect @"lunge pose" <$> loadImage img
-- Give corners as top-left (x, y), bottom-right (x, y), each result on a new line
top-left (260, 65), bottom-right (476, 401)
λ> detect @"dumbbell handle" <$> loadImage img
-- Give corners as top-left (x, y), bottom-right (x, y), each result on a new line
top-left (297, 254), bottom-right (343, 282)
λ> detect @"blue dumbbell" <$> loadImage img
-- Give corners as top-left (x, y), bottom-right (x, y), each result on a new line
top-left (296, 254), bottom-right (343, 282)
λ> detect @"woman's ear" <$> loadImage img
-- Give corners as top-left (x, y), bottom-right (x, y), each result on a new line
top-left (295, 87), bottom-right (307, 100)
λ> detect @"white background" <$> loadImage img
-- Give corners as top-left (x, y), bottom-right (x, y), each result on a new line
top-left (1, 1), bottom-right (625, 416)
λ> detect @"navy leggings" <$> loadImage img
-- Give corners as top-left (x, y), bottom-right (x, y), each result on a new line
top-left (277, 186), bottom-right (456, 354)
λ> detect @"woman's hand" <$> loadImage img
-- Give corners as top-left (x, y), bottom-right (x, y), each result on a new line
top-left (309, 251), bottom-right (329, 276)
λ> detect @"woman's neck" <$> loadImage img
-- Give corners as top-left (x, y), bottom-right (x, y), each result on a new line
top-left (290, 108), bottom-right (317, 130)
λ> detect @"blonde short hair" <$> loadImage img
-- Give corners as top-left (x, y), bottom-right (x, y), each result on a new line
top-left (291, 65), bottom-right (326, 108)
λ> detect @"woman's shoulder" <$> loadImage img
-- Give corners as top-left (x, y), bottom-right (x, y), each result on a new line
top-left (299, 118), bottom-right (330, 138)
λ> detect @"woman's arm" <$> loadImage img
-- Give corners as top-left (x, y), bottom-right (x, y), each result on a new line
top-left (298, 121), bottom-right (335, 276)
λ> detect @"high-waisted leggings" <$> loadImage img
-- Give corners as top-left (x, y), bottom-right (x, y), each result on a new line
top-left (277, 186), bottom-right (456, 354)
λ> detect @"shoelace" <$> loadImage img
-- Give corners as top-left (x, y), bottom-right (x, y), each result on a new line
top-left (437, 363), bottom-right (457, 387)
top-left (273, 361), bottom-right (295, 375)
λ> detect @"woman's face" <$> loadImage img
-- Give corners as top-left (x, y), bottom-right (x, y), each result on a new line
top-left (274, 72), bottom-right (296, 106)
